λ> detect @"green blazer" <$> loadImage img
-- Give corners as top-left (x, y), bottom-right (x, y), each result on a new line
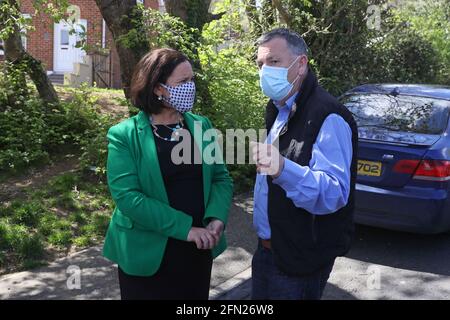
top-left (103, 111), bottom-right (233, 276)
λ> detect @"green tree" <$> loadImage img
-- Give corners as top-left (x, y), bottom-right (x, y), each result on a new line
top-left (95, 0), bottom-right (150, 99)
top-left (0, 0), bottom-right (68, 105)
top-left (393, 0), bottom-right (450, 84)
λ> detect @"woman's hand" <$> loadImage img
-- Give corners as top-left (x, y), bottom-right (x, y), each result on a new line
top-left (206, 219), bottom-right (224, 240)
top-left (187, 227), bottom-right (218, 250)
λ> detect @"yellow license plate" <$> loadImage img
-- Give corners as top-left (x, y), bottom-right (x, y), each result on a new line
top-left (357, 160), bottom-right (382, 177)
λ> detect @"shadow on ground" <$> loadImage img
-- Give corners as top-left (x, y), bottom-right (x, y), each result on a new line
top-left (0, 246), bottom-right (119, 300)
top-left (0, 195), bottom-right (257, 300)
top-left (1, 193), bottom-right (449, 300)
top-left (348, 224), bottom-right (450, 276)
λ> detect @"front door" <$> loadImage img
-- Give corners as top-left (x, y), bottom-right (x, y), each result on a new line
top-left (53, 20), bottom-right (87, 73)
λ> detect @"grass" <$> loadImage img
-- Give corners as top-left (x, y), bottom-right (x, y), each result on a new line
top-left (0, 84), bottom-right (126, 275)
top-left (0, 171), bottom-right (114, 275)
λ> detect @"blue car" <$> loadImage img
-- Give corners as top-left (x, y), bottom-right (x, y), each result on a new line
top-left (339, 84), bottom-right (450, 234)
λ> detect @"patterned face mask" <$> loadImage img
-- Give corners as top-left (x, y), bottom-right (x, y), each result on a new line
top-left (160, 81), bottom-right (196, 113)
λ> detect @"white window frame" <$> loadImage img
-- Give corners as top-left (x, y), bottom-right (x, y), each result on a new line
top-left (21, 14), bottom-right (31, 50)
top-left (158, 0), bottom-right (166, 12)
top-left (102, 19), bottom-right (106, 48)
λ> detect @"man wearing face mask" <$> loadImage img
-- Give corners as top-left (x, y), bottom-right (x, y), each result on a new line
top-left (250, 28), bottom-right (358, 300)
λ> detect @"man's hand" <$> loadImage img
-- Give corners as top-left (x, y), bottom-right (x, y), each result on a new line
top-left (187, 227), bottom-right (218, 250)
top-left (250, 142), bottom-right (285, 178)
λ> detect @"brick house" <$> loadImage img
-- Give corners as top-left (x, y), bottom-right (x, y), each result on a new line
top-left (0, 0), bottom-right (163, 88)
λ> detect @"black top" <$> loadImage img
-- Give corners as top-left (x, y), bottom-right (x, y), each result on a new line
top-left (153, 124), bottom-right (205, 227)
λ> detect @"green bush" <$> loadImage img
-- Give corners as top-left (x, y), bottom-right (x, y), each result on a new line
top-left (56, 85), bottom-right (122, 179)
top-left (9, 202), bottom-right (47, 227)
top-left (0, 219), bottom-right (8, 250)
top-left (79, 224), bottom-right (97, 239)
top-left (0, 98), bottom-right (51, 171)
top-left (38, 212), bottom-right (73, 246)
top-left (47, 173), bottom-right (80, 193)
top-left (393, 0), bottom-right (450, 85)
top-left (17, 233), bottom-right (45, 261)
top-left (89, 213), bottom-right (110, 237)
top-left (78, 112), bottom-right (119, 178)
top-left (1, 223), bottom-right (45, 261)
top-left (47, 230), bottom-right (72, 247)
top-left (200, 49), bottom-right (264, 190)
top-left (73, 235), bottom-right (92, 248)
top-left (0, 70), bottom-right (119, 176)
top-left (2, 224), bottom-right (29, 249)
top-left (69, 211), bottom-right (88, 225)
top-left (371, 28), bottom-right (442, 84)
top-left (0, 60), bottom-right (64, 172)
top-left (37, 213), bottom-right (60, 237)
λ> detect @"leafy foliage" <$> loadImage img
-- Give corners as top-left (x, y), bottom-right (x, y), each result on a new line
top-left (392, 0), bottom-right (450, 85)
top-left (0, 65), bottom-right (119, 175)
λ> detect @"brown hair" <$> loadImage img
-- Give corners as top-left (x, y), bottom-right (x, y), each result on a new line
top-left (130, 48), bottom-right (190, 115)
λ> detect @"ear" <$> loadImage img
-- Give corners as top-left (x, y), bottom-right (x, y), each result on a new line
top-left (299, 55), bottom-right (308, 74)
top-left (153, 84), bottom-right (168, 98)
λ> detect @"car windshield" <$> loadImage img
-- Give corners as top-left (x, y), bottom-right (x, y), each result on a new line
top-left (341, 93), bottom-right (450, 135)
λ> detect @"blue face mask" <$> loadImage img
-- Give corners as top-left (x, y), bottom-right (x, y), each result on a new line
top-left (259, 56), bottom-right (300, 102)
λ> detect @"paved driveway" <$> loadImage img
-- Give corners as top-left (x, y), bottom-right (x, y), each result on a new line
top-left (220, 224), bottom-right (450, 300)
top-left (1, 193), bottom-right (449, 300)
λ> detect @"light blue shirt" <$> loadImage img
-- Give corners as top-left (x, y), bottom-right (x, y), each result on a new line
top-left (253, 93), bottom-right (353, 240)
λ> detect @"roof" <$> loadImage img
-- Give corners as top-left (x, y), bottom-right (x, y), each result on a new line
top-left (343, 84), bottom-right (450, 100)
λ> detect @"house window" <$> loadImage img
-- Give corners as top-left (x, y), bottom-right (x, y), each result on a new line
top-left (60, 29), bottom-right (69, 46)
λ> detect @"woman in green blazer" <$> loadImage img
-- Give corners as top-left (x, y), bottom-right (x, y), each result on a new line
top-left (103, 48), bottom-right (233, 300)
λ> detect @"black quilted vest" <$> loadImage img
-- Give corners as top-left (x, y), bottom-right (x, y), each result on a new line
top-left (265, 68), bottom-right (358, 276)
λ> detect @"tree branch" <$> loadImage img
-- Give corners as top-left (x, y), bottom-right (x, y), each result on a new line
top-left (272, 0), bottom-right (292, 26)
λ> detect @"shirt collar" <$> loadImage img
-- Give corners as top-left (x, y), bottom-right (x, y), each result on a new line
top-left (274, 91), bottom-right (299, 112)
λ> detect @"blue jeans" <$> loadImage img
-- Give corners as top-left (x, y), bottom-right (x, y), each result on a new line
top-left (251, 242), bottom-right (335, 300)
